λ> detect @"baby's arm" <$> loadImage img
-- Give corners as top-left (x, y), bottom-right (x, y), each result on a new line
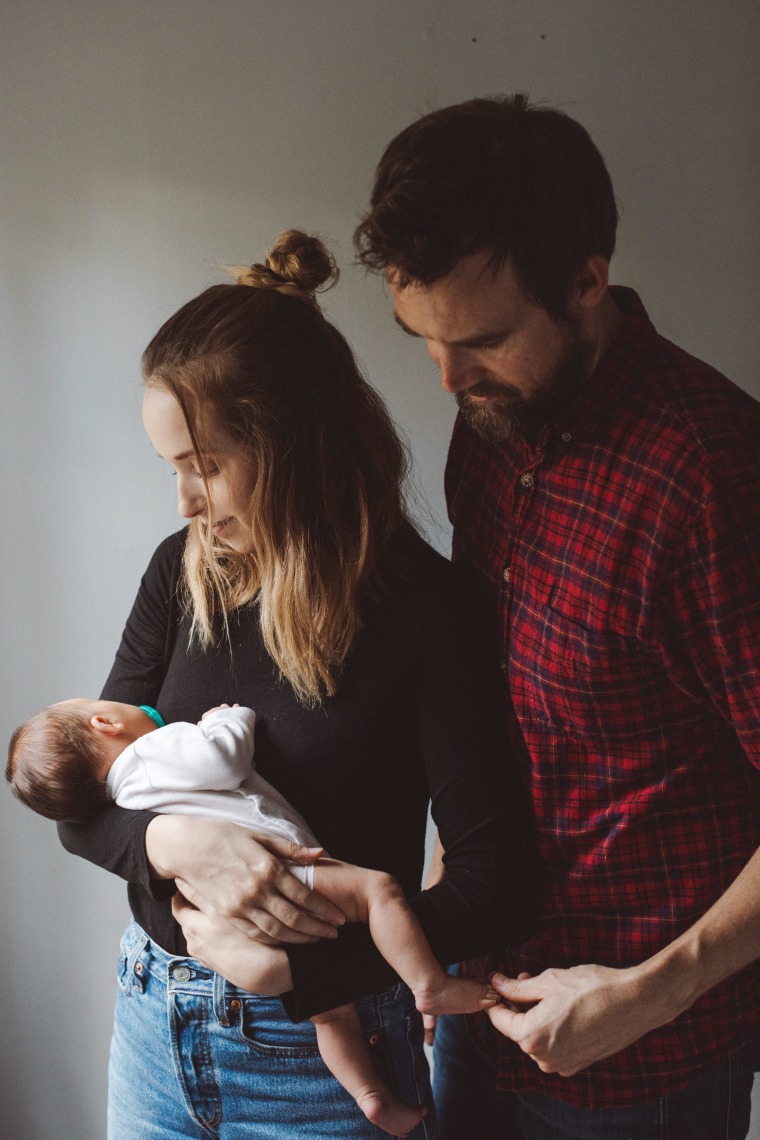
top-left (312, 859), bottom-right (497, 1016)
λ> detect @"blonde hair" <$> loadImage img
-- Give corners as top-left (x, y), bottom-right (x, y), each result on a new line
top-left (142, 230), bottom-right (408, 704)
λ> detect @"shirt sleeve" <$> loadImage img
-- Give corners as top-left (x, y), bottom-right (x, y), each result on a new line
top-left (196, 707), bottom-right (257, 787)
top-left (658, 447), bottom-right (760, 765)
top-left (57, 532), bottom-right (185, 900)
top-left (282, 567), bottom-right (542, 1020)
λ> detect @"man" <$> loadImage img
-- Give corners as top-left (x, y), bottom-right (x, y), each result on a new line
top-left (354, 94), bottom-right (760, 1138)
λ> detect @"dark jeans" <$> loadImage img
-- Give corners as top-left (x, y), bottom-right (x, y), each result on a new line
top-left (433, 1009), bottom-right (756, 1140)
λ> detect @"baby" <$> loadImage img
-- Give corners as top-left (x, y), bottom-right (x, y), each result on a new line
top-left (7, 699), bottom-right (497, 1138)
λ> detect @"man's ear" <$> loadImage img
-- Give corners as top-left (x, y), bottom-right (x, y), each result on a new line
top-left (89, 714), bottom-right (125, 738)
top-left (572, 255), bottom-right (609, 311)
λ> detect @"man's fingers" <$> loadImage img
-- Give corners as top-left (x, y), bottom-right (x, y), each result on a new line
top-left (486, 1002), bottom-right (524, 1041)
top-left (489, 972), bottom-right (542, 1004)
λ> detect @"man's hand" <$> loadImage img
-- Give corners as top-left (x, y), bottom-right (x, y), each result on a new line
top-left (487, 963), bottom-right (679, 1077)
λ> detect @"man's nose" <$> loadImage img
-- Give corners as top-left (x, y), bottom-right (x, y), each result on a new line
top-left (432, 343), bottom-right (477, 394)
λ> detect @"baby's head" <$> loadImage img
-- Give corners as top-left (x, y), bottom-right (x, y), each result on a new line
top-left (6, 699), bottom-right (157, 823)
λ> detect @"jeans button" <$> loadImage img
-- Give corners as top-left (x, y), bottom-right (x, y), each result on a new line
top-left (174, 966), bottom-right (192, 983)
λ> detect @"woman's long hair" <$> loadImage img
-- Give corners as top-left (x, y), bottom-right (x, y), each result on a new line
top-left (142, 230), bottom-right (408, 704)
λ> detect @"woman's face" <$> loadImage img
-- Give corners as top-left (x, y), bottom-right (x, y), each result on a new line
top-left (142, 386), bottom-right (258, 555)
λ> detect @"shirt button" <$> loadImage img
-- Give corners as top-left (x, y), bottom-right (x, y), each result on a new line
top-left (502, 567), bottom-right (510, 583)
top-left (500, 660), bottom-right (507, 674)
top-left (561, 431), bottom-right (572, 443)
top-left (174, 966), bottom-right (192, 983)
top-left (520, 472), bottom-right (535, 489)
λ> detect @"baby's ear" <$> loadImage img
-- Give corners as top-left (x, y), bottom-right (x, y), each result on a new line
top-left (89, 714), bottom-right (125, 738)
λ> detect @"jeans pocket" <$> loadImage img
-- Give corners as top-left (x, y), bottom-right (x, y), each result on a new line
top-left (115, 923), bottom-right (148, 996)
top-left (116, 947), bottom-right (131, 995)
top-left (236, 999), bottom-right (323, 1058)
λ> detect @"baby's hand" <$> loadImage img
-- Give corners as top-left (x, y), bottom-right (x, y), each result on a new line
top-left (200, 703), bottom-right (240, 722)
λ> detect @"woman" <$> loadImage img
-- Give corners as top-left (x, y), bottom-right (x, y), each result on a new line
top-left (59, 230), bottom-right (540, 1138)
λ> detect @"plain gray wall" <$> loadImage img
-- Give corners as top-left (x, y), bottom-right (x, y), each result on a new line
top-left (2, 3), bottom-right (759, 1137)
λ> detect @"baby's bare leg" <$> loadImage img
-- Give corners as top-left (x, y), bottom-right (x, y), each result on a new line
top-left (312, 859), bottom-right (498, 1016)
top-left (310, 1003), bottom-right (425, 1137)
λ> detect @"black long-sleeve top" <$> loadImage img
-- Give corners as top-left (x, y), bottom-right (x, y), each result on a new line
top-left (59, 521), bottom-right (541, 1019)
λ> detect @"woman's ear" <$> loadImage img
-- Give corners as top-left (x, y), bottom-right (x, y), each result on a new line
top-left (89, 714), bottom-right (125, 738)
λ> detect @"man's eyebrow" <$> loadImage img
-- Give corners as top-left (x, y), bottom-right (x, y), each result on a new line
top-left (452, 329), bottom-right (511, 348)
top-left (393, 311), bottom-right (511, 349)
top-left (393, 312), bottom-right (421, 338)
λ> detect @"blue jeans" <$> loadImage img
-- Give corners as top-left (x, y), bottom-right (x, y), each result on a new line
top-left (108, 921), bottom-right (438, 1139)
top-left (433, 1009), bottom-right (755, 1140)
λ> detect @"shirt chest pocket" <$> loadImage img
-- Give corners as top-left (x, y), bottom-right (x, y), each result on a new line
top-left (512, 604), bottom-right (668, 745)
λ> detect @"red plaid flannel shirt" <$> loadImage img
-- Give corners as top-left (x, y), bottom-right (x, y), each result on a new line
top-left (446, 288), bottom-right (760, 1107)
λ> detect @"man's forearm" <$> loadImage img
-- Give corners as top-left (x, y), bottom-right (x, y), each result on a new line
top-left (488, 843), bottom-right (760, 1076)
top-left (637, 842), bottom-right (760, 1017)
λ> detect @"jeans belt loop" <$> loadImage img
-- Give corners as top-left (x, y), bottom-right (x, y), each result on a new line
top-left (213, 971), bottom-right (230, 1027)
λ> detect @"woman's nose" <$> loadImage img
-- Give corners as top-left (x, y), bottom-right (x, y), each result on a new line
top-left (176, 476), bottom-right (206, 519)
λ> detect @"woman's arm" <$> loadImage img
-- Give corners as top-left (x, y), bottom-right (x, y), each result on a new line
top-left (178, 574), bottom-right (541, 1016)
top-left (281, 568), bottom-right (542, 1019)
top-left (57, 533), bottom-right (185, 898)
top-left (59, 531), bottom-right (344, 942)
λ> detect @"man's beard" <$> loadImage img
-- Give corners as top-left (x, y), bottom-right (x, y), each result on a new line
top-left (456, 323), bottom-right (592, 445)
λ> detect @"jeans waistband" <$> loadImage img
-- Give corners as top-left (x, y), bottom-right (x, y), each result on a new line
top-left (120, 920), bottom-right (407, 1025)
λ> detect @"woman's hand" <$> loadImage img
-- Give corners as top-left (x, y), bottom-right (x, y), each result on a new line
top-left (172, 892), bottom-right (293, 993)
top-left (145, 815), bottom-right (345, 944)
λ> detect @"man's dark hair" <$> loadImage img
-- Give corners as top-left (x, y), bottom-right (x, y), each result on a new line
top-left (354, 94), bottom-right (618, 319)
top-left (6, 706), bottom-right (110, 823)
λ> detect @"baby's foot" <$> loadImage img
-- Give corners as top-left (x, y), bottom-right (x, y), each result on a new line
top-left (356, 1087), bottom-right (427, 1137)
top-left (414, 975), bottom-right (499, 1016)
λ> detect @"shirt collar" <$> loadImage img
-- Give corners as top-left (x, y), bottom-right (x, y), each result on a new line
top-left (546, 286), bottom-right (659, 444)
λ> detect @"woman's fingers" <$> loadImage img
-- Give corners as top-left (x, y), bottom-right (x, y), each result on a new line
top-left (151, 819), bottom-right (345, 936)
top-left (171, 894), bottom-right (293, 993)
top-left (174, 867), bottom-right (342, 943)
top-left (248, 834), bottom-right (347, 928)
top-left (422, 1013), bottom-right (437, 1046)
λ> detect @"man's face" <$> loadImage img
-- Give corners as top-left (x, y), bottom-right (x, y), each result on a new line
top-left (389, 251), bottom-right (593, 442)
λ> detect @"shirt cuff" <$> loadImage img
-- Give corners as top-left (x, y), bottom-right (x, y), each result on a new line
top-left (281, 923), bottom-right (397, 1022)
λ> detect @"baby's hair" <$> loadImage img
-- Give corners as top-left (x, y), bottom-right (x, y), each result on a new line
top-left (6, 707), bottom-right (110, 823)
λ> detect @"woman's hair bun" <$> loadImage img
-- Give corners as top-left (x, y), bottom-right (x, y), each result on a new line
top-left (230, 230), bottom-right (339, 305)
top-left (265, 230), bottom-right (339, 294)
